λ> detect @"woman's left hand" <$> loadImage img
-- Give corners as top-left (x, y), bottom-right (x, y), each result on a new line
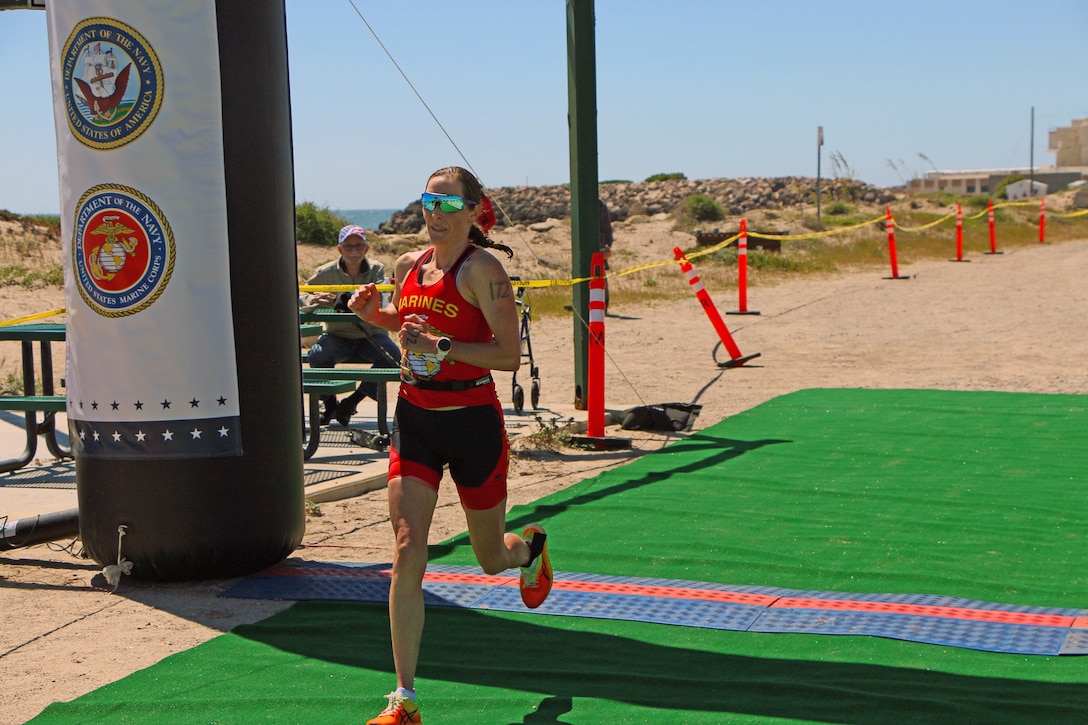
top-left (399, 314), bottom-right (432, 353)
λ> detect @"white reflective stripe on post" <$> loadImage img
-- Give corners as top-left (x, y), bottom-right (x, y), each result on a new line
top-left (684, 268), bottom-right (706, 293)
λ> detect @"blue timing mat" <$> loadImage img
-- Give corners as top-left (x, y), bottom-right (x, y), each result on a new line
top-left (222, 560), bottom-right (1088, 656)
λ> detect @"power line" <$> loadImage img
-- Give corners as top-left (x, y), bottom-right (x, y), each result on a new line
top-left (345, 1), bottom-right (541, 262)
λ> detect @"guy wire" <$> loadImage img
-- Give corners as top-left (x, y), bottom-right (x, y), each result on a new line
top-left (565, 305), bottom-right (647, 408)
top-left (346, 0), bottom-right (476, 182)
top-left (346, 1), bottom-right (541, 263)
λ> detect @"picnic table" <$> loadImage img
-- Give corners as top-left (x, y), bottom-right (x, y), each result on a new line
top-left (0, 322), bottom-right (71, 472)
top-left (297, 309), bottom-right (402, 458)
top-left (298, 308), bottom-right (366, 325)
top-left (300, 367), bottom-right (401, 459)
top-left (0, 316), bottom-right (397, 468)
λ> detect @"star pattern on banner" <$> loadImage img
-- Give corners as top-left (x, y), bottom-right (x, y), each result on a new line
top-left (73, 396), bottom-right (231, 415)
top-left (69, 391), bottom-right (240, 458)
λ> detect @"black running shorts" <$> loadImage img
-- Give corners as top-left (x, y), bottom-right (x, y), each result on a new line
top-left (388, 398), bottom-right (509, 510)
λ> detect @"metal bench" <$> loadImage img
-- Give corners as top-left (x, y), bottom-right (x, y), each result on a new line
top-left (301, 368), bottom-right (400, 460)
top-left (0, 395), bottom-right (67, 413)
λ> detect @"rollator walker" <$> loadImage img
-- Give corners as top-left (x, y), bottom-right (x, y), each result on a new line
top-left (509, 278), bottom-right (540, 415)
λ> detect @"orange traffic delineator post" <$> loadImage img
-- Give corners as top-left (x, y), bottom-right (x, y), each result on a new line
top-left (883, 205), bottom-right (910, 280)
top-left (951, 202), bottom-right (969, 262)
top-left (570, 252), bottom-right (630, 450)
top-left (984, 199), bottom-right (1003, 254)
top-left (727, 218), bottom-right (760, 315)
top-left (674, 247), bottom-right (760, 368)
top-left (1039, 198), bottom-right (1046, 243)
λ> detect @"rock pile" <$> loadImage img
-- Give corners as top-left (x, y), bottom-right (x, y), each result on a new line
top-left (378, 176), bottom-right (897, 234)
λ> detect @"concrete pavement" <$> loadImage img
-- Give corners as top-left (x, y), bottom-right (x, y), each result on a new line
top-left (0, 388), bottom-right (586, 528)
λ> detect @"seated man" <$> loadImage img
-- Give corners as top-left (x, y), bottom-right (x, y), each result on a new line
top-left (301, 225), bottom-right (401, 427)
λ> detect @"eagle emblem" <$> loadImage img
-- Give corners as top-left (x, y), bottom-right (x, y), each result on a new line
top-left (87, 217), bottom-right (139, 281)
top-left (74, 62), bottom-right (133, 123)
top-left (73, 185), bottom-right (175, 317)
top-left (61, 18), bottom-right (163, 150)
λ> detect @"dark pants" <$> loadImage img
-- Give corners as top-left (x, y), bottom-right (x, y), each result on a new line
top-left (308, 333), bottom-right (401, 410)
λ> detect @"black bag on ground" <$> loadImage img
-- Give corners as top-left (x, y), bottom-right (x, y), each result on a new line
top-left (620, 403), bottom-right (702, 432)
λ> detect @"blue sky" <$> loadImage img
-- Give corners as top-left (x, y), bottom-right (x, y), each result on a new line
top-left (2, 1), bottom-right (1086, 215)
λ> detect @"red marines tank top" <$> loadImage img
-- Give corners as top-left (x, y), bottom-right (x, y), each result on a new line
top-left (397, 245), bottom-right (499, 409)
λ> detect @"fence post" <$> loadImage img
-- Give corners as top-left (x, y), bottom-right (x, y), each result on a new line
top-left (674, 247), bottom-right (760, 368)
top-left (951, 202), bottom-right (969, 262)
top-left (884, 205), bottom-right (909, 280)
top-left (569, 253), bottom-right (631, 451)
top-left (587, 253), bottom-right (606, 438)
top-left (984, 199), bottom-right (1002, 254)
top-left (728, 218), bottom-right (759, 315)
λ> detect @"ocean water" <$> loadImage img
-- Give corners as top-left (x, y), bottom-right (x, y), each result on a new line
top-left (15, 209), bottom-right (402, 227)
top-left (336, 208), bottom-right (400, 230)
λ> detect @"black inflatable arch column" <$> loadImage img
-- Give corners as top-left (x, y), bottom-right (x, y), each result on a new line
top-left (68, 3), bottom-right (304, 580)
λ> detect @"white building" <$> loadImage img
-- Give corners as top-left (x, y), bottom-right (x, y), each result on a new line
top-left (1005, 179), bottom-right (1048, 200)
top-left (905, 168), bottom-right (1037, 196)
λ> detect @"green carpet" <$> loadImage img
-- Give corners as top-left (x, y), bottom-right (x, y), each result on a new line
top-left (32, 389), bottom-right (1088, 723)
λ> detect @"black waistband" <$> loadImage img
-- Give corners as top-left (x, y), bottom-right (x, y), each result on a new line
top-left (406, 374), bottom-right (493, 392)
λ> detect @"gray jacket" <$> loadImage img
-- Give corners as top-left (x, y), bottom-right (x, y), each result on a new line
top-left (301, 257), bottom-right (391, 340)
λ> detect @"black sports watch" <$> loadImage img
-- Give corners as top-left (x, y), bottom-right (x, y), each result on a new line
top-left (435, 337), bottom-right (452, 361)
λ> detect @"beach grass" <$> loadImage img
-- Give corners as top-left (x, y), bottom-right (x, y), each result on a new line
top-left (523, 197), bottom-right (1088, 317)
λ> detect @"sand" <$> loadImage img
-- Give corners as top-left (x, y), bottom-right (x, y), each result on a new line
top-left (1, 215), bottom-right (1086, 723)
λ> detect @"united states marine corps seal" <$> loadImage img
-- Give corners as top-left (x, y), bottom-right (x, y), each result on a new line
top-left (61, 17), bottom-right (163, 150)
top-left (73, 185), bottom-right (175, 317)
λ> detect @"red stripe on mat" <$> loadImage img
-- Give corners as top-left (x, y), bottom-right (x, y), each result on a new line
top-left (773, 598), bottom-right (1077, 627)
top-left (262, 564), bottom-right (1083, 627)
top-left (263, 564), bottom-right (778, 606)
top-left (548, 580), bottom-right (777, 606)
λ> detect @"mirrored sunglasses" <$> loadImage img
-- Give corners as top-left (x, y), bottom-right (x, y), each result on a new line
top-left (422, 192), bottom-right (474, 213)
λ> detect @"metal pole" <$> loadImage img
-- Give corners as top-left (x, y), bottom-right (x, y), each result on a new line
top-left (567, 0), bottom-right (600, 410)
top-left (816, 126), bottom-right (823, 226)
top-left (1030, 106), bottom-right (1035, 194)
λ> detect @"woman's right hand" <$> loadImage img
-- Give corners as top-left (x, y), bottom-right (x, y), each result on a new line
top-left (347, 283), bottom-right (379, 320)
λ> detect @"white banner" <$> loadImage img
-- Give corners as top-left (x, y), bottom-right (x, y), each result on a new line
top-left (47, 1), bottom-right (241, 458)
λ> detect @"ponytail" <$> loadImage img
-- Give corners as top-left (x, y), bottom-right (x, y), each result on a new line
top-left (469, 224), bottom-right (513, 258)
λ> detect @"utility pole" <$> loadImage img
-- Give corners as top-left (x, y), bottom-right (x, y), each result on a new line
top-left (567, 0), bottom-right (599, 409)
top-left (1030, 106), bottom-right (1035, 193)
top-left (816, 126), bottom-right (823, 227)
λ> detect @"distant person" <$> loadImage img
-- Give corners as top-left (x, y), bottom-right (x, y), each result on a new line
top-left (347, 166), bottom-right (553, 725)
top-left (600, 198), bottom-right (614, 311)
top-left (301, 225), bottom-right (400, 427)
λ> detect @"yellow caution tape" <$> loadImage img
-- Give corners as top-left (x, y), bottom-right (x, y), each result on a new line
top-left (894, 212), bottom-right (957, 233)
top-left (610, 257), bottom-right (690, 277)
top-left (0, 308), bottom-right (66, 326)
top-left (748, 214), bottom-right (886, 240)
top-left (685, 233), bottom-right (740, 262)
top-left (513, 278), bottom-right (580, 288)
top-left (8, 194), bottom-right (1085, 331)
top-left (298, 283), bottom-right (395, 293)
top-left (292, 202), bottom-right (1084, 293)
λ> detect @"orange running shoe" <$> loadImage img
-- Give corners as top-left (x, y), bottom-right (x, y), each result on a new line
top-left (519, 524), bottom-right (553, 608)
top-left (366, 691), bottom-right (422, 725)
